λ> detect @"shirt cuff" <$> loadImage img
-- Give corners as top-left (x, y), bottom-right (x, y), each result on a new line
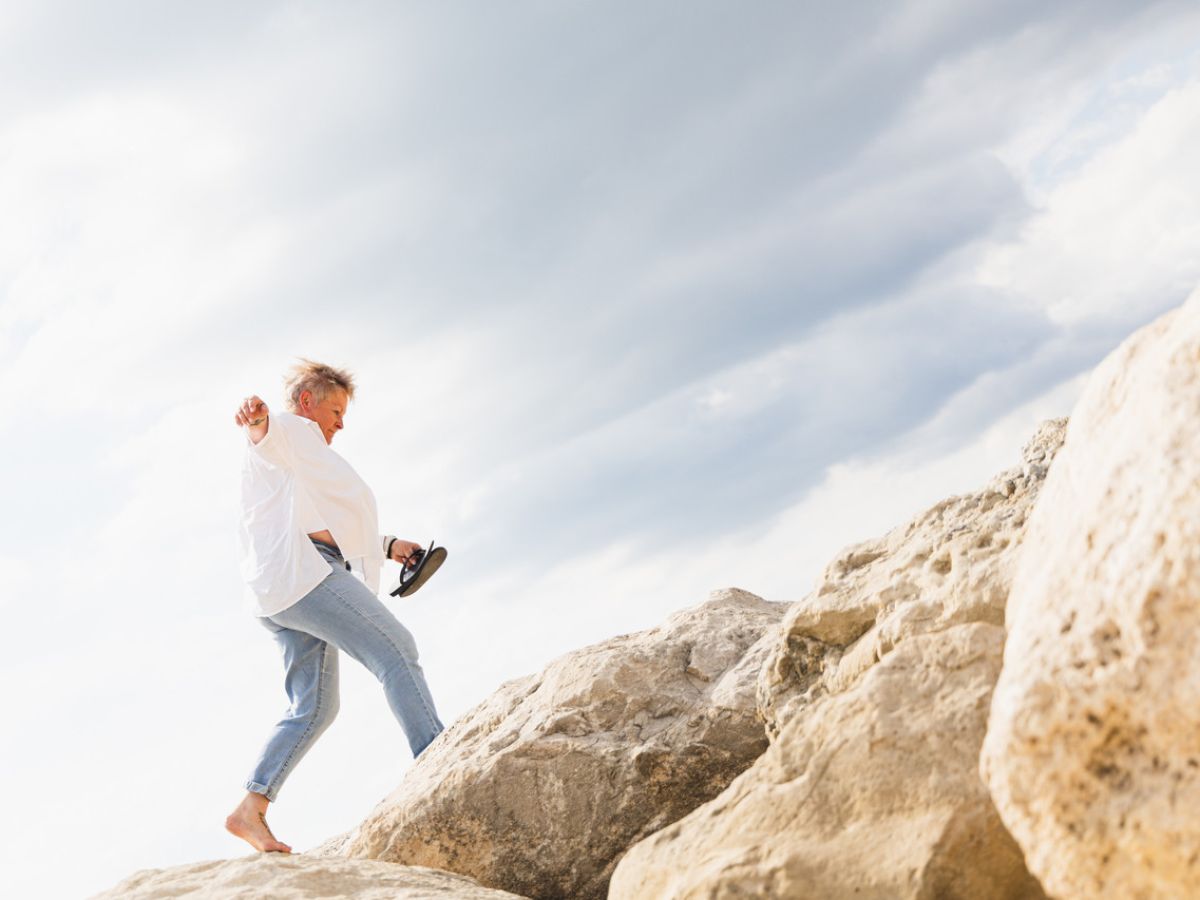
top-left (244, 420), bottom-right (287, 467)
top-left (244, 422), bottom-right (274, 449)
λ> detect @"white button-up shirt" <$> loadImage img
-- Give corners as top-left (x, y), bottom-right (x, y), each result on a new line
top-left (237, 411), bottom-right (388, 617)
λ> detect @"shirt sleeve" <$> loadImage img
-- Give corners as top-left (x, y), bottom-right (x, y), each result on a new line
top-left (244, 414), bottom-right (293, 470)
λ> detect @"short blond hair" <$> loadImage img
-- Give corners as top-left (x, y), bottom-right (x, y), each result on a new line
top-left (283, 358), bottom-right (357, 412)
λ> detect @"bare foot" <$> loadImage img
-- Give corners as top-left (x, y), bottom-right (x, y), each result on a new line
top-left (225, 792), bottom-right (292, 853)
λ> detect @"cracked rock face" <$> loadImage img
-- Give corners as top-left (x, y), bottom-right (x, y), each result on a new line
top-left (758, 417), bottom-right (1066, 739)
top-left (321, 589), bottom-right (785, 900)
top-left (91, 854), bottom-right (529, 899)
top-left (982, 299), bottom-right (1200, 898)
top-left (610, 422), bottom-right (1065, 900)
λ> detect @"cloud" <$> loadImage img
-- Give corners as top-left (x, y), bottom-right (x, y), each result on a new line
top-left (980, 80), bottom-right (1200, 330)
top-left (425, 281), bottom-right (1054, 571)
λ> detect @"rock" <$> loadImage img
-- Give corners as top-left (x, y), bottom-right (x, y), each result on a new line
top-left (90, 854), bottom-right (528, 899)
top-left (982, 301), bottom-right (1200, 897)
top-left (324, 588), bottom-right (786, 900)
top-left (758, 418), bottom-right (1067, 738)
top-left (610, 422), bottom-right (1066, 899)
top-left (611, 624), bottom-right (1043, 899)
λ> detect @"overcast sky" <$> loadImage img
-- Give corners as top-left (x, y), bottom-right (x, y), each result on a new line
top-left (4, 2), bottom-right (1200, 896)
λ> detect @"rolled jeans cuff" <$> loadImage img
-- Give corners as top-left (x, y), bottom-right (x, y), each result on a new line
top-left (244, 780), bottom-right (276, 802)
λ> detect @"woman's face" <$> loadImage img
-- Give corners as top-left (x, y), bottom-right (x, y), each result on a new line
top-left (298, 387), bottom-right (348, 444)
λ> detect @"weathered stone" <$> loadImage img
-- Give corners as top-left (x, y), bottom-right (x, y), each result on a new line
top-left (982, 299), bottom-right (1200, 898)
top-left (612, 624), bottom-right (1043, 899)
top-left (758, 418), bottom-right (1066, 740)
top-left (90, 853), bottom-right (528, 899)
top-left (324, 589), bottom-right (786, 900)
top-left (610, 422), bottom-right (1065, 899)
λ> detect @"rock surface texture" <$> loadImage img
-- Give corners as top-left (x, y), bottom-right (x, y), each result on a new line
top-left (609, 422), bottom-right (1066, 899)
top-left (91, 854), bottom-right (528, 899)
top-left (325, 589), bottom-right (785, 900)
top-left (982, 301), bottom-right (1200, 898)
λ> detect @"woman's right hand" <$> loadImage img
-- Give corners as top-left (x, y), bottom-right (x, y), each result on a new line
top-left (235, 395), bottom-right (270, 428)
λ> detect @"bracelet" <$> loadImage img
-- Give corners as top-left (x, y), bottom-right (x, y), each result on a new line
top-left (385, 537), bottom-right (397, 560)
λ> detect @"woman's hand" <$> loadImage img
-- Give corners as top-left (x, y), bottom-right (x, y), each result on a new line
top-left (389, 539), bottom-right (425, 567)
top-left (235, 396), bottom-right (269, 427)
top-left (235, 395), bottom-right (270, 443)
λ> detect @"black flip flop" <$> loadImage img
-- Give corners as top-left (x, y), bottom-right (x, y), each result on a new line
top-left (388, 541), bottom-right (447, 598)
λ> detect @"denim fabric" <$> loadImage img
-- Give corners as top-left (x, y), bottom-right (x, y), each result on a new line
top-left (244, 539), bottom-right (444, 801)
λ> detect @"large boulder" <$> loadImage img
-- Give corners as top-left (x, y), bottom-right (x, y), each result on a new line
top-left (982, 300), bottom-right (1200, 897)
top-left (610, 422), bottom-right (1064, 899)
top-left (91, 854), bottom-right (528, 899)
top-left (325, 589), bottom-right (785, 900)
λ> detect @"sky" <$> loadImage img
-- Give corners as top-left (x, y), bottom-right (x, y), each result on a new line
top-left (3, 1), bottom-right (1200, 896)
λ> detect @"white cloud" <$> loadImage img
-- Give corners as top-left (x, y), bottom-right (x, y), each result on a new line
top-left (0, 91), bottom-right (277, 421)
top-left (979, 80), bottom-right (1200, 327)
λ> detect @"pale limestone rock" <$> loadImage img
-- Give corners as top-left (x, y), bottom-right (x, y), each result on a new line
top-left (982, 300), bottom-right (1200, 898)
top-left (610, 423), bottom-right (1066, 899)
top-left (91, 853), bottom-right (527, 899)
top-left (611, 624), bottom-right (1042, 899)
top-left (325, 589), bottom-right (785, 900)
top-left (759, 418), bottom-right (1067, 739)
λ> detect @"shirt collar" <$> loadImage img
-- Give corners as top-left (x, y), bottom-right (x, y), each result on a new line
top-left (290, 412), bottom-right (323, 433)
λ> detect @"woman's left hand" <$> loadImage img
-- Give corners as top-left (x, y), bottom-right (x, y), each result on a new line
top-left (389, 539), bottom-right (424, 566)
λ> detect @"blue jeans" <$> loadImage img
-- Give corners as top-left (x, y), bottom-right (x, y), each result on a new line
top-left (244, 539), bottom-right (444, 801)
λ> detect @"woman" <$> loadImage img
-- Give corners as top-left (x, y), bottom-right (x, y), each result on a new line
top-left (225, 359), bottom-right (444, 853)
